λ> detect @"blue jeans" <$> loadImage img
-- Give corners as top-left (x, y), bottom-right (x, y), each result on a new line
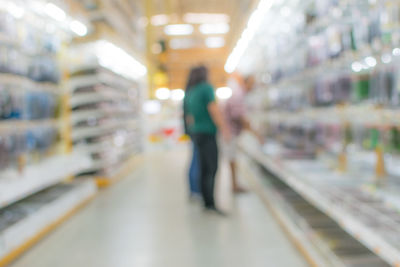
top-left (189, 141), bottom-right (200, 194)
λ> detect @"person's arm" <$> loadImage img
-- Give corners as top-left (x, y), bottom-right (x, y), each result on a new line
top-left (208, 101), bottom-right (231, 141)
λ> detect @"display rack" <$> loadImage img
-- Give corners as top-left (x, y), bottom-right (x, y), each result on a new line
top-left (0, 1), bottom-right (100, 265)
top-left (68, 65), bottom-right (143, 185)
top-left (0, 180), bottom-right (97, 267)
top-left (240, 137), bottom-right (400, 266)
top-left (0, 152), bottom-right (91, 209)
top-left (240, 150), bottom-right (389, 267)
top-left (232, 0), bottom-right (400, 265)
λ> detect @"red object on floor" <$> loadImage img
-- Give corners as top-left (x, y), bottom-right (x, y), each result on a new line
top-left (163, 128), bottom-right (175, 136)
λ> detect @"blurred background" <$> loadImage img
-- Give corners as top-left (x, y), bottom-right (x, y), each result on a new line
top-left (1, 0), bottom-right (400, 267)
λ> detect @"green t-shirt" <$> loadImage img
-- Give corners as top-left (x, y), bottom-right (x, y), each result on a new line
top-left (184, 82), bottom-right (217, 134)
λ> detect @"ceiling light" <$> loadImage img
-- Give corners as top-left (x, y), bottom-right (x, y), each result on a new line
top-left (5, 2), bottom-right (24, 19)
top-left (151, 14), bottom-right (169, 26)
top-left (183, 13), bottom-right (230, 24)
top-left (70, 20), bottom-right (88, 36)
top-left (45, 3), bottom-right (66, 21)
top-left (96, 40), bottom-right (147, 80)
top-left (143, 100), bottom-right (161, 115)
top-left (199, 23), bottom-right (230, 35)
top-left (205, 37), bottom-right (225, 48)
top-left (225, 0), bottom-right (276, 73)
top-left (171, 89), bottom-right (185, 102)
top-left (365, 56), bottom-right (377, 67)
top-left (164, 24), bottom-right (193, 36)
top-left (155, 88), bottom-right (171, 100)
top-left (351, 61), bottom-right (363, 72)
top-left (393, 48), bottom-right (400, 56)
top-left (169, 38), bottom-right (196, 50)
top-left (381, 54), bottom-right (392, 64)
top-left (216, 87), bottom-right (232, 100)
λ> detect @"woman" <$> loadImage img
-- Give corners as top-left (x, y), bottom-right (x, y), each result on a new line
top-left (183, 66), bottom-right (231, 214)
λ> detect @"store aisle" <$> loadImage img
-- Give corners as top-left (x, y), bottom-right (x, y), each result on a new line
top-left (9, 148), bottom-right (307, 267)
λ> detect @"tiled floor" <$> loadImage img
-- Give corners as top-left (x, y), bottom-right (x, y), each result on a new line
top-left (9, 148), bottom-right (307, 267)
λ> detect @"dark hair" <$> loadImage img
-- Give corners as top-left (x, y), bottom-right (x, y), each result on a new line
top-left (185, 66), bottom-right (208, 91)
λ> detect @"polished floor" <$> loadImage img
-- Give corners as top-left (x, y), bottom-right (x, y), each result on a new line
top-left (9, 148), bottom-right (307, 267)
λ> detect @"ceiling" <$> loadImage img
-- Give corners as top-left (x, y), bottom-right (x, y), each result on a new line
top-left (148, 0), bottom-right (257, 90)
top-left (68, 0), bottom-right (258, 93)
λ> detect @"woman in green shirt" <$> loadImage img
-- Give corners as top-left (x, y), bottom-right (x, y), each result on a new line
top-left (184, 66), bottom-right (231, 215)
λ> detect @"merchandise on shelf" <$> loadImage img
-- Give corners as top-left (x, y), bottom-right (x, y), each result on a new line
top-left (0, 8), bottom-right (61, 83)
top-left (69, 65), bottom-right (143, 177)
top-left (238, 1), bottom-right (400, 263)
top-left (0, 126), bottom-right (59, 172)
top-left (0, 87), bottom-right (58, 120)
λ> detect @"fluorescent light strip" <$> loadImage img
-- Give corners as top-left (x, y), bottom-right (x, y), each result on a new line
top-left (143, 100), bottom-right (161, 115)
top-left (171, 89), bottom-right (185, 101)
top-left (200, 23), bottom-right (230, 35)
top-left (184, 13), bottom-right (230, 24)
top-left (164, 24), bottom-right (194, 36)
top-left (0, 2), bottom-right (25, 19)
top-left (169, 38), bottom-right (196, 50)
top-left (12, 1), bottom-right (89, 36)
top-left (96, 40), bottom-right (147, 80)
top-left (225, 0), bottom-right (275, 73)
top-left (205, 37), bottom-right (225, 48)
top-left (45, 2), bottom-right (66, 21)
top-left (70, 20), bottom-right (88, 36)
top-left (155, 88), bottom-right (170, 100)
top-left (216, 87), bottom-right (232, 100)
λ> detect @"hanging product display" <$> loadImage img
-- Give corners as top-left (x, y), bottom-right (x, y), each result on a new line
top-left (236, 0), bottom-right (400, 265)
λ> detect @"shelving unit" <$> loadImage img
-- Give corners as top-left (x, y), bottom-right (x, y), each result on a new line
top-left (232, 0), bottom-right (400, 264)
top-left (240, 150), bottom-right (390, 267)
top-left (0, 180), bottom-right (97, 267)
top-left (68, 65), bottom-right (143, 184)
top-left (240, 136), bottom-right (400, 266)
top-left (0, 1), bottom-right (101, 264)
top-left (0, 152), bottom-right (92, 209)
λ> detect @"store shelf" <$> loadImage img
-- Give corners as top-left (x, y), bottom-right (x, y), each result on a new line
top-left (0, 180), bottom-right (97, 266)
top-left (69, 63), bottom-right (142, 184)
top-left (74, 142), bottom-right (107, 154)
top-left (240, 138), bottom-right (400, 266)
top-left (264, 105), bottom-right (400, 126)
top-left (0, 73), bottom-right (59, 93)
top-left (70, 110), bottom-right (108, 125)
top-left (0, 119), bottom-right (59, 130)
top-left (95, 155), bottom-right (140, 188)
top-left (71, 119), bottom-right (138, 141)
top-left (70, 93), bottom-right (110, 109)
top-left (0, 153), bottom-right (92, 209)
top-left (68, 72), bottom-right (132, 93)
top-left (0, 33), bottom-right (18, 46)
top-left (241, 153), bottom-right (389, 267)
top-left (71, 125), bottom-right (111, 141)
top-left (240, 155), bottom-right (334, 267)
top-left (70, 109), bottom-right (135, 125)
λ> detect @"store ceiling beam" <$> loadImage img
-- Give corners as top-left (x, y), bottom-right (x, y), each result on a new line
top-left (145, 0), bottom-right (156, 98)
